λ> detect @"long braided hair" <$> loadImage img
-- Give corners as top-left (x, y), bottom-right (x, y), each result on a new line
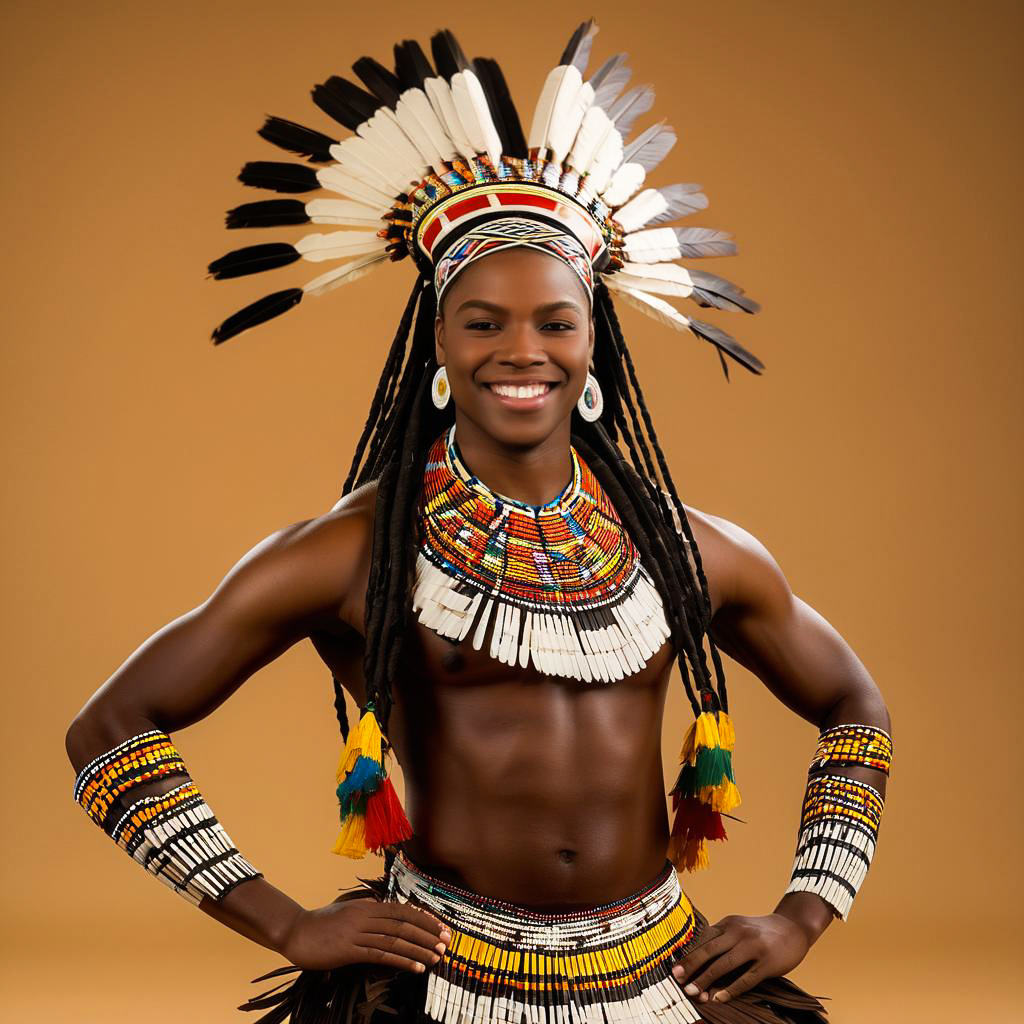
top-left (330, 275), bottom-right (729, 749)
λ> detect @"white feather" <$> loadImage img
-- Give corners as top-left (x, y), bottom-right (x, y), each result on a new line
top-left (294, 230), bottom-right (387, 263)
top-left (613, 188), bottom-right (668, 232)
top-left (450, 69), bottom-right (503, 167)
top-left (424, 76), bottom-right (476, 163)
top-left (329, 137), bottom-right (407, 196)
top-left (622, 226), bottom-right (682, 262)
top-left (396, 88), bottom-right (456, 171)
top-left (608, 262), bottom-right (695, 298)
top-left (567, 105), bottom-right (611, 174)
top-left (356, 111), bottom-right (428, 186)
top-left (527, 65), bottom-right (567, 152)
top-left (600, 162), bottom-right (646, 207)
top-left (305, 198), bottom-right (387, 226)
top-left (604, 279), bottom-right (692, 332)
top-left (302, 251), bottom-right (390, 297)
top-left (316, 165), bottom-right (395, 209)
top-left (586, 128), bottom-right (624, 194)
top-left (547, 69), bottom-right (590, 164)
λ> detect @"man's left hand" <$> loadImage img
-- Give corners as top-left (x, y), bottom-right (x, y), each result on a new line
top-left (671, 913), bottom-right (811, 1004)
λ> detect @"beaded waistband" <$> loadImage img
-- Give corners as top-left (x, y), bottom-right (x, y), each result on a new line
top-left (386, 850), bottom-right (704, 1023)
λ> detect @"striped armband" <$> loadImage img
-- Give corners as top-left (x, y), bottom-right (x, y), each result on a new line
top-left (73, 729), bottom-right (263, 906)
top-left (783, 723), bottom-right (891, 921)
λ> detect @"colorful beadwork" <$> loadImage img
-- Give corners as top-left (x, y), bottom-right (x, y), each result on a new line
top-left (387, 849), bottom-right (706, 1023)
top-left (73, 729), bottom-right (263, 906)
top-left (784, 772), bottom-right (885, 922)
top-left (810, 722), bottom-right (893, 776)
top-left (412, 426), bottom-right (672, 683)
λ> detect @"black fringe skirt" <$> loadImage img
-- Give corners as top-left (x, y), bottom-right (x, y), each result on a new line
top-left (237, 856), bottom-right (831, 1024)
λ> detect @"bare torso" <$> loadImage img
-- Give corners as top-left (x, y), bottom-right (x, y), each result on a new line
top-left (309, 479), bottom-right (697, 909)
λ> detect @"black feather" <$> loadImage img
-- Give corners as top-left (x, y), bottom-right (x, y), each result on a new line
top-left (311, 76), bottom-right (381, 130)
top-left (393, 40), bottom-right (435, 91)
top-left (688, 270), bottom-right (761, 314)
top-left (237, 161), bottom-right (320, 193)
top-left (207, 242), bottom-right (300, 280)
top-left (211, 289), bottom-right (304, 345)
top-left (352, 57), bottom-right (402, 109)
top-left (225, 199), bottom-right (310, 229)
top-left (688, 318), bottom-right (765, 375)
top-left (557, 19), bottom-right (595, 69)
top-left (472, 57), bottom-right (527, 159)
top-left (257, 116), bottom-right (337, 163)
top-left (431, 30), bottom-right (470, 80)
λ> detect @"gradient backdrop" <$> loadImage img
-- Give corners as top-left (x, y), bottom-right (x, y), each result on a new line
top-left (3, 1), bottom-right (1020, 1020)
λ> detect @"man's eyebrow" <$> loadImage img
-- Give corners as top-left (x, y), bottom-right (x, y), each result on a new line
top-left (454, 299), bottom-right (585, 316)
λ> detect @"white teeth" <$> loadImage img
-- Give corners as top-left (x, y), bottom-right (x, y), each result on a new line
top-left (491, 383), bottom-right (550, 399)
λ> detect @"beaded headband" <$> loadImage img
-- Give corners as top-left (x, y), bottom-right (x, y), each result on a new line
top-left (206, 20), bottom-right (764, 378)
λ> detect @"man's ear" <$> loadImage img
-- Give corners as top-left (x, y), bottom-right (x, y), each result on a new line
top-left (434, 313), bottom-right (446, 366)
top-left (587, 314), bottom-right (595, 363)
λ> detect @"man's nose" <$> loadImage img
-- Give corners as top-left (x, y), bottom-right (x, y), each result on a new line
top-left (495, 324), bottom-right (546, 366)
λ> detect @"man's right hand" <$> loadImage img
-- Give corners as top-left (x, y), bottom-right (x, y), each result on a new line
top-left (277, 897), bottom-right (450, 973)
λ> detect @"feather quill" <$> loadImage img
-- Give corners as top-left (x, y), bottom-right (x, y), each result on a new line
top-left (302, 250), bottom-right (390, 296)
top-left (304, 198), bottom-right (387, 226)
top-left (609, 263), bottom-right (694, 298)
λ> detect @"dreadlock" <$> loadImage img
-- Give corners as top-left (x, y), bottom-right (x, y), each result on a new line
top-left (330, 276), bottom-right (730, 751)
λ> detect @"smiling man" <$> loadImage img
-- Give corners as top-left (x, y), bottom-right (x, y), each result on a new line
top-left (65, 22), bottom-right (892, 1024)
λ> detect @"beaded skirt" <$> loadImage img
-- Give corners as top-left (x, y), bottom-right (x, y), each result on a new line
top-left (237, 850), bottom-right (831, 1023)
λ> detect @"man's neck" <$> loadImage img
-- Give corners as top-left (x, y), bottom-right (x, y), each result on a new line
top-left (451, 416), bottom-right (574, 507)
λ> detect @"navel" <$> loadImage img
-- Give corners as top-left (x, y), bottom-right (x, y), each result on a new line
top-left (557, 849), bottom-right (577, 864)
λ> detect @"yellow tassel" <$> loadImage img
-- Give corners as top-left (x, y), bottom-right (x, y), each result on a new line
top-left (668, 834), bottom-right (710, 872)
top-left (336, 708), bottom-right (384, 783)
top-left (717, 711), bottom-right (736, 751)
top-left (678, 711), bottom-right (722, 765)
top-left (331, 810), bottom-right (368, 858)
top-left (699, 778), bottom-right (742, 813)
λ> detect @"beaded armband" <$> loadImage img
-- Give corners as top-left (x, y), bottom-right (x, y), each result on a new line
top-left (783, 723), bottom-right (891, 921)
top-left (809, 723), bottom-right (892, 776)
top-left (73, 729), bottom-right (263, 906)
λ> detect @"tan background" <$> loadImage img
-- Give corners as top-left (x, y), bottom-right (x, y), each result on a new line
top-left (2, 0), bottom-right (1020, 1020)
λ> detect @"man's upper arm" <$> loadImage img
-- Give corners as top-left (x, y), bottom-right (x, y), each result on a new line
top-left (698, 512), bottom-right (884, 726)
top-left (67, 505), bottom-right (372, 747)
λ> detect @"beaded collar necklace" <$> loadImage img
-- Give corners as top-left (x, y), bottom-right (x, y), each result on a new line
top-left (412, 426), bottom-right (671, 683)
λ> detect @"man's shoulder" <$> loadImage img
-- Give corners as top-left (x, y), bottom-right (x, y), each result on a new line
top-left (679, 502), bottom-right (791, 616)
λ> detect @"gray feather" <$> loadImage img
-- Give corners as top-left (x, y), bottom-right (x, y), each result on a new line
top-left (623, 122), bottom-right (676, 170)
top-left (673, 227), bottom-right (738, 258)
top-left (591, 54), bottom-right (631, 107)
top-left (688, 270), bottom-right (761, 314)
top-left (688, 318), bottom-right (765, 377)
top-left (646, 184), bottom-right (709, 225)
top-left (609, 86), bottom-right (655, 137)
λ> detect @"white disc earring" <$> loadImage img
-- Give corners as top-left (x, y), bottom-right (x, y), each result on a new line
top-left (431, 365), bottom-right (451, 409)
top-left (576, 372), bottom-right (603, 422)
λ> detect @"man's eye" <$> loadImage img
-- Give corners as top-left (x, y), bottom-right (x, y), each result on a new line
top-left (542, 321), bottom-right (576, 331)
top-left (466, 320), bottom-right (499, 330)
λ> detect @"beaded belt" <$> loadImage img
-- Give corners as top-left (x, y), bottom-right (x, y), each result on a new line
top-left (386, 850), bottom-right (705, 1023)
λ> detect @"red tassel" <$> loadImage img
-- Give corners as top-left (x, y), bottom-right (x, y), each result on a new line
top-left (671, 795), bottom-right (728, 842)
top-left (363, 776), bottom-right (413, 851)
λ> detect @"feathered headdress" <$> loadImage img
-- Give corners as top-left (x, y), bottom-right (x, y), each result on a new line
top-left (208, 20), bottom-right (762, 379)
top-left (208, 21), bottom-right (759, 866)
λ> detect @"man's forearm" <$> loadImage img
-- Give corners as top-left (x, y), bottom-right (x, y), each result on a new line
top-left (68, 719), bottom-right (303, 956)
top-left (776, 699), bottom-right (892, 937)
